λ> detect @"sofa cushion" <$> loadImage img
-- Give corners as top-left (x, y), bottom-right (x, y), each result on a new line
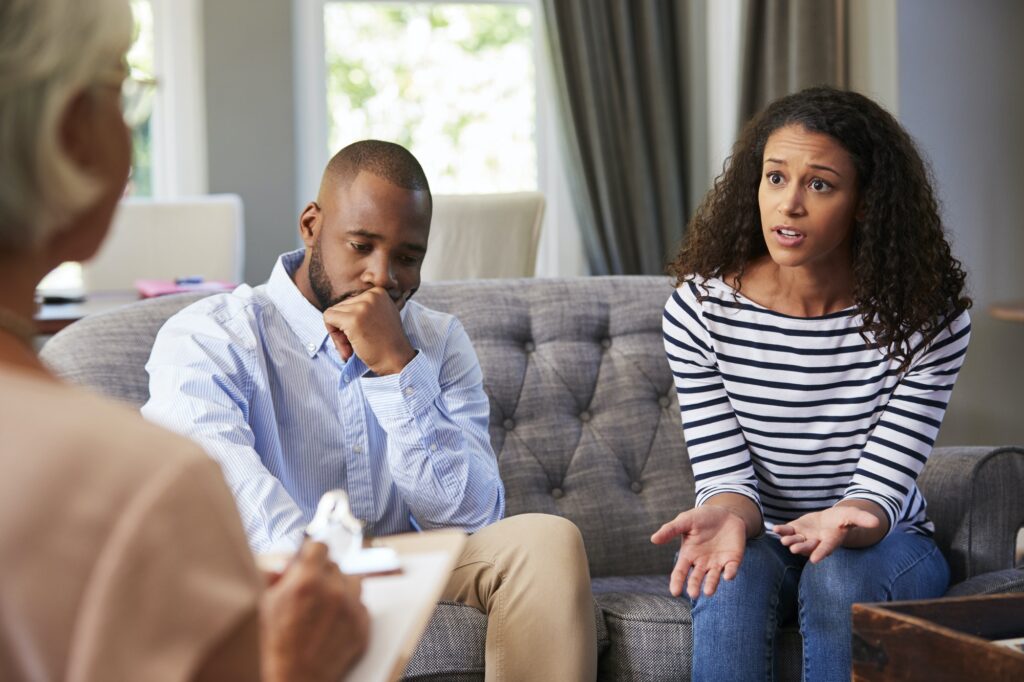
top-left (593, 575), bottom-right (692, 681)
top-left (404, 599), bottom-right (610, 681)
top-left (415, 278), bottom-right (696, 578)
top-left (41, 292), bottom-right (210, 407)
top-left (592, 575), bottom-right (803, 681)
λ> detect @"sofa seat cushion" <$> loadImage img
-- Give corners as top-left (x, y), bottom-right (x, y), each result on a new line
top-left (403, 599), bottom-right (609, 681)
top-left (593, 575), bottom-right (692, 680)
top-left (592, 575), bottom-right (803, 681)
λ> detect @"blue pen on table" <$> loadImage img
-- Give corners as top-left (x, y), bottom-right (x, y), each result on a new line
top-left (175, 276), bottom-right (205, 285)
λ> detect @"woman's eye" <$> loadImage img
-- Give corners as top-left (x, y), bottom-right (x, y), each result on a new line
top-left (767, 171), bottom-right (784, 185)
top-left (810, 178), bottom-right (831, 192)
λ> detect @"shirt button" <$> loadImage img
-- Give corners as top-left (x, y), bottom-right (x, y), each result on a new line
top-left (430, 443), bottom-right (439, 452)
top-left (306, 342), bottom-right (317, 353)
top-left (630, 481), bottom-right (643, 494)
top-left (344, 375), bottom-right (351, 383)
top-left (353, 444), bottom-right (363, 454)
top-left (659, 396), bottom-right (670, 408)
top-left (551, 487), bottom-right (564, 499)
top-left (579, 410), bottom-right (591, 422)
top-left (404, 387), bottom-right (415, 397)
top-left (503, 418), bottom-right (515, 431)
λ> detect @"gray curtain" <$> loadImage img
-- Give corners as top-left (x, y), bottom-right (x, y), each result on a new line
top-left (739, 0), bottom-right (848, 121)
top-left (542, 1), bottom-right (707, 276)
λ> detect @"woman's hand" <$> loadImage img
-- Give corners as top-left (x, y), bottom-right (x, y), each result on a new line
top-left (261, 542), bottom-right (370, 682)
top-left (774, 504), bottom-right (882, 563)
top-left (651, 505), bottom-right (748, 599)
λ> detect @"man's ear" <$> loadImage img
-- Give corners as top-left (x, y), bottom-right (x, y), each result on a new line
top-left (299, 201), bottom-right (321, 247)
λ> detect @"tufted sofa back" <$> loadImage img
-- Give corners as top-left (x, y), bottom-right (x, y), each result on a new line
top-left (416, 277), bottom-right (693, 577)
top-left (41, 277), bottom-right (694, 578)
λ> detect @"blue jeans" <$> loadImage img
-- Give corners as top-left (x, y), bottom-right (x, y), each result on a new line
top-left (688, 532), bottom-right (949, 682)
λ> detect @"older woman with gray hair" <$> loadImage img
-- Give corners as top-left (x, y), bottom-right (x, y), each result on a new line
top-left (0, 1), bottom-right (368, 679)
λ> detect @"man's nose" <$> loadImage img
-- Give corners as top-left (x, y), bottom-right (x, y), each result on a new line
top-left (363, 254), bottom-right (398, 289)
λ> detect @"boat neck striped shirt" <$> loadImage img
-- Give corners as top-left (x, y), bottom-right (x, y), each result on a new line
top-left (662, 276), bottom-right (971, 536)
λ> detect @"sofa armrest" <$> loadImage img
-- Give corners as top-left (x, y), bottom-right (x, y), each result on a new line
top-left (945, 568), bottom-right (1024, 597)
top-left (918, 446), bottom-right (1024, 584)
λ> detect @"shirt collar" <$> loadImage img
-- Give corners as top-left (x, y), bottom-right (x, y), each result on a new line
top-left (266, 249), bottom-right (330, 358)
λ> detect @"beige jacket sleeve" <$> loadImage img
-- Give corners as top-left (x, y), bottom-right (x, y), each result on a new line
top-left (65, 454), bottom-right (264, 682)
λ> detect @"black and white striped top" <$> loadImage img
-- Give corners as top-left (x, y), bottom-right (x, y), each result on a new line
top-left (662, 277), bottom-right (971, 536)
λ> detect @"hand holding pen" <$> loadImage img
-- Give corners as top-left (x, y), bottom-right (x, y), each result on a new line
top-left (261, 540), bottom-right (369, 682)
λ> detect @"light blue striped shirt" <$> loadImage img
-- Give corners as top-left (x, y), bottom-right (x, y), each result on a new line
top-left (142, 249), bottom-right (505, 553)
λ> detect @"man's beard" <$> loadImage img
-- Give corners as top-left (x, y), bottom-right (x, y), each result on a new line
top-left (308, 237), bottom-right (356, 310)
top-left (307, 235), bottom-right (418, 310)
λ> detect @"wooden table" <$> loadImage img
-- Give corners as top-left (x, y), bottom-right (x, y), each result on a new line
top-left (853, 594), bottom-right (1024, 681)
top-left (34, 291), bottom-right (140, 335)
top-left (989, 300), bottom-right (1024, 323)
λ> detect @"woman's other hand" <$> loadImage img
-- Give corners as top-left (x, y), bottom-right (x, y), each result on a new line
top-left (774, 501), bottom-right (884, 563)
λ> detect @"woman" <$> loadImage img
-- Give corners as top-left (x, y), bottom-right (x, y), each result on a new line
top-left (652, 86), bottom-right (971, 682)
top-left (0, 0), bottom-right (366, 679)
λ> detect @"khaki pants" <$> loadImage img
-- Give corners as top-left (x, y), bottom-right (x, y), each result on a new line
top-left (440, 513), bottom-right (597, 682)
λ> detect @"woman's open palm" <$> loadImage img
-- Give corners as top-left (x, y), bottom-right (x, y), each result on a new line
top-left (651, 506), bottom-right (747, 599)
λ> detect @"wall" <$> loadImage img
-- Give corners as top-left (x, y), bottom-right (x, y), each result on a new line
top-left (898, 0), bottom-right (1024, 446)
top-left (203, 0), bottom-right (298, 284)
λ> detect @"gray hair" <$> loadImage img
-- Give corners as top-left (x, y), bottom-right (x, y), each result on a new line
top-left (0, 0), bottom-right (132, 252)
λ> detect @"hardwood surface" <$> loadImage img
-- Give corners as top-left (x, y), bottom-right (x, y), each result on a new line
top-left (853, 594), bottom-right (1024, 681)
top-left (34, 291), bottom-right (139, 335)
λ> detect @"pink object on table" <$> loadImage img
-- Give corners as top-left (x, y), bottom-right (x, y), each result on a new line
top-left (134, 278), bottom-right (237, 298)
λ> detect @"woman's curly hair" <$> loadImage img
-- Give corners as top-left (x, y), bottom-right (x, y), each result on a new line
top-left (668, 86), bottom-right (971, 369)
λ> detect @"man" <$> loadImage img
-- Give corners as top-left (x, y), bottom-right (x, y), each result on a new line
top-left (142, 140), bottom-right (597, 680)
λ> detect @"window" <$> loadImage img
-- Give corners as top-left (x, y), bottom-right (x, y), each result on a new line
top-left (323, 2), bottom-right (536, 194)
top-left (38, 0), bottom-right (158, 296)
top-left (294, 0), bottom-right (586, 276)
top-left (127, 0), bottom-right (157, 197)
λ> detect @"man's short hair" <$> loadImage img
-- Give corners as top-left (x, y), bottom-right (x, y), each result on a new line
top-left (321, 140), bottom-right (431, 198)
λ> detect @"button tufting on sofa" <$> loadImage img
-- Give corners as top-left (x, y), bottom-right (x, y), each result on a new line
top-left (523, 341), bottom-right (535, 353)
top-left (659, 396), bottom-right (670, 408)
top-left (579, 411), bottom-right (592, 422)
top-left (503, 418), bottom-right (515, 431)
top-left (551, 487), bottom-right (564, 499)
top-left (600, 338), bottom-right (611, 349)
top-left (630, 481), bottom-right (643, 494)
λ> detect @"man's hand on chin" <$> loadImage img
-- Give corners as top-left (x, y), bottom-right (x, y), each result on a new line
top-left (322, 287), bottom-right (416, 375)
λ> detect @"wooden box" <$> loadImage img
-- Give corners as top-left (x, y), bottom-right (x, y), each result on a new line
top-left (852, 594), bottom-right (1024, 681)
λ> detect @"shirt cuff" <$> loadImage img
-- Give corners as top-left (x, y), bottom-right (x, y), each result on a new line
top-left (360, 349), bottom-right (441, 423)
top-left (840, 492), bottom-right (898, 536)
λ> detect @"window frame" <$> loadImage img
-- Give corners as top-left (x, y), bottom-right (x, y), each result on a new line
top-left (149, 0), bottom-right (208, 197)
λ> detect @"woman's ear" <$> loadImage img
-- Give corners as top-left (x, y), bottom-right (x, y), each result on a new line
top-left (59, 90), bottom-right (98, 170)
top-left (299, 201), bottom-right (321, 247)
top-left (855, 200), bottom-right (867, 223)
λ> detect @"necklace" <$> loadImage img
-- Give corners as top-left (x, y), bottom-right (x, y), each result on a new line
top-left (0, 306), bottom-right (37, 351)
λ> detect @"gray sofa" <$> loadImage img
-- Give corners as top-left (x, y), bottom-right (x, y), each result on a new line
top-left (41, 276), bottom-right (1024, 681)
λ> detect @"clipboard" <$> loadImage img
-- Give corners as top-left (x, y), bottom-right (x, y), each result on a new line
top-left (350, 529), bottom-right (466, 682)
